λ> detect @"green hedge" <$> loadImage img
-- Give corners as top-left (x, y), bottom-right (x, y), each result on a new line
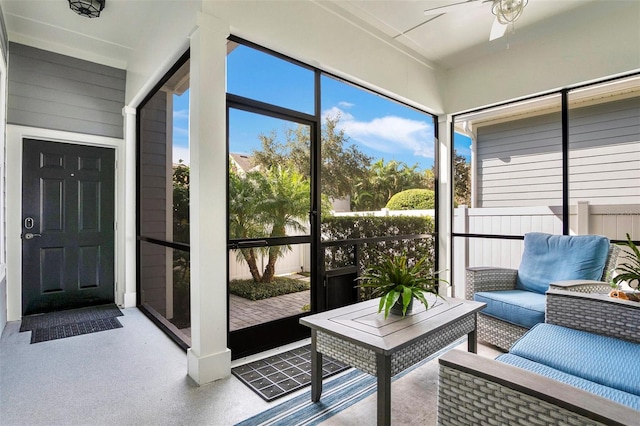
top-left (322, 215), bottom-right (436, 299)
top-left (385, 189), bottom-right (435, 210)
top-left (229, 277), bottom-right (310, 300)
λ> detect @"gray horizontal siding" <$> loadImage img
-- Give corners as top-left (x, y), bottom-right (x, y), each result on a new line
top-left (7, 43), bottom-right (125, 138)
top-left (139, 91), bottom-right (168, 239)
top-left (476, 96), bottom-right (640, 207)
top-left (139, 90), bottom-right (170, 315)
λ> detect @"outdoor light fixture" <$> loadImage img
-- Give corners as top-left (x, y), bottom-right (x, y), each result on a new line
top-left (69, 0), bottom-right (105, 18)
top-left (492, 0), bottom-right (528, 25)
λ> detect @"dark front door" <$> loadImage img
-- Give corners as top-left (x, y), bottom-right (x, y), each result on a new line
top-left (22, 139), bottom-right (116, 315)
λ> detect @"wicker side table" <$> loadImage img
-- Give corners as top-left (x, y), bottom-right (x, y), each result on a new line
top-left (300, 296), bottom-right (486, 426)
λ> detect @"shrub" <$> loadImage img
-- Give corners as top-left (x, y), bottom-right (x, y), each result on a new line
top-left (322, 215), bottom-right (436, 301)
top-left (229, 277), bottom-right (310, 300)
top-left (385, 189), bottom-right (435, 210)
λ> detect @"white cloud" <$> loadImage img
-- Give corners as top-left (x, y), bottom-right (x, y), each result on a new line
top-left (174, 109), bottom-right (189, 120)
top-left (323, 107), bottom-right (435, 159)
top-left (338, 101), bottom-right (354, 108)
top-left (322, 106), bottom-right (354, 122)
top-left (173, 126), bottom-right (189, 136)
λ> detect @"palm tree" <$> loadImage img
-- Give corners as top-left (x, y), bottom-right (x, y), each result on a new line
top-left (229, 168), bottom-right (270, 282)
top-left (229, 165), bottom-right (310, 283)
top-left (261, 166), bottom-right (310, 282)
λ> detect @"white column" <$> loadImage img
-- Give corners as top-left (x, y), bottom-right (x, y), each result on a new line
top-left (187, 12), bottom-right (231, 385)
top-left (438, 115), bottom-right (453, 297)
top-left (122, 106), bottom-right (137, 308)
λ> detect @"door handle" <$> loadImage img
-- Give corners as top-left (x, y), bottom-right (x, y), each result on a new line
top-left (23, 233), bottom-right (42, 240)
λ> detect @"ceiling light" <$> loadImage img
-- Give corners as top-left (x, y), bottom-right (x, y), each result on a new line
top-left (492, 0), bottom-right (528, 25)
top-left (68, 0), bottom-right (105, 18)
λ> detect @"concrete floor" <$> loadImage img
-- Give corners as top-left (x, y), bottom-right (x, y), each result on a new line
top-left (0, 308), bottom-right (283, 426)
top-left (0, 307), bottom-right (502, 426)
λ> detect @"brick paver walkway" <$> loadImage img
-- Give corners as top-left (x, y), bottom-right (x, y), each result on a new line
top-left (180, 275), bottom-right (311, 335)
top-left (229, 289), bottom-right (310, 331)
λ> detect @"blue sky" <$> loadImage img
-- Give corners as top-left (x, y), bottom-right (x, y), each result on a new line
top-left (172, 45), bottom-right (471, 170)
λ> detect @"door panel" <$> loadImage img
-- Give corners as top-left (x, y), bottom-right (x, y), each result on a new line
top-left (22, 139), bottom-right (115, 315)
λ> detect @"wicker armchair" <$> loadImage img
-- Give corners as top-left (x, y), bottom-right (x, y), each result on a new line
top-left (466, 241), bottom-right (620, 351)
top-left (438, 290), bottom-right (640, 426)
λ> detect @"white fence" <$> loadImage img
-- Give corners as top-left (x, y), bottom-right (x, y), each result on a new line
top-left (453, 203), bottom-right (640, 297)
top-left (229, 243), bottom-right (311, 280)
top-left (228, 203), bottom-right (640, 292)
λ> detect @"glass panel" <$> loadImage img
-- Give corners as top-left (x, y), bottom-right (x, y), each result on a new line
top-left (319, 77), bottom-right (436, 241)
top-left (227, 42), bottom-right (314, 114)
top-left (568, 76), bottom-right (640, 242)
top-left (139, 59), bottom-right (190, 244)
top-left (228, 108), bottom-right (311, 240)
top-left (453, 94), bottom-right (564, 236)
top-left (453, 132), bottom-right (472, 207)
top-left (229, 243), bottom-right (311, 331)
top-left (320, 75), bottom-right (436, 217)
top-left (452, 236), bottom-right (524, 298)
top-left (139, 241), bottom-right (191, 339)
top-left (319, 75), bottom-right (437, 305)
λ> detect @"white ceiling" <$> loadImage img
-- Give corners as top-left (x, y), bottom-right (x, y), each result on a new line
top-left (0, 0), bottom-right (627, 70)
top-left (0, 0), bottom-right (173, 69)
top-left (326, 0), bottom-right (601, 69)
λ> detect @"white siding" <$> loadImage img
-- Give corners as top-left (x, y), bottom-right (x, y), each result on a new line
top-left (476, 96), bottom-right (640, 207)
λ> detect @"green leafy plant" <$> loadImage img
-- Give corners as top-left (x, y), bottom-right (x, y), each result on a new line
top-left (356, 254), bottom-right (447, 319)
top-left (612, 233), bottom-right (640, 292)
top-left (229, 277), bottom-right (310, 301)
top-left (385, 189), bottom-right (435, 210)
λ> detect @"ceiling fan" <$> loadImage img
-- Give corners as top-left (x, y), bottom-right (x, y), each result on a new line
top-left (424, 0), bottom-right (529, 41)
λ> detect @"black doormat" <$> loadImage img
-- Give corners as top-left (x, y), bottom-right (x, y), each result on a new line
top-left (232, 344), bottom-right (350, 402)
top-left (20, 304), bottom-right (124, 344)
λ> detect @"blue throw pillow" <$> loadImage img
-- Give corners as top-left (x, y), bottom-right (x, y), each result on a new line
top-left (516, 233), bottom-right (610, 294)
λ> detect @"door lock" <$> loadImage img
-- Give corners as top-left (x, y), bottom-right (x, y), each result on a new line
top-left (23, 233), bottom-right (42, 240)
top-left (24, 217), bottom-right (35, 229)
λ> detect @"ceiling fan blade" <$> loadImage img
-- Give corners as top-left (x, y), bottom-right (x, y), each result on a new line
top-left (489, 17), bottom-right (508, 40)
top-left (424, 0), bottom-right (486, 16)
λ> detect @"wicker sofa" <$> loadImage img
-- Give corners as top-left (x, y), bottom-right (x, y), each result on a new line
top-left (438, 289), bottom-right (640, 426)
top-left (466, 233), bottom-right (620, 351)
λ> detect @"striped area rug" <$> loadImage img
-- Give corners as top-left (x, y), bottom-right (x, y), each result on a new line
top-left (235, 337), bottom-right (465, 426)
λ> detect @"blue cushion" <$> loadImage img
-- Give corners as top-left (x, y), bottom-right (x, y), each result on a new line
top-left (516, 233), bottom-right (610, 294)
top-left (497, 353), bottom-right (640, 410)
top-left (510, 323), bottom-right (640, 396)
top-left (474, 290), bottom-right (545, 329)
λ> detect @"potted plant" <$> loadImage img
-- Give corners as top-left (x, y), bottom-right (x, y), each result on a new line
top-left (356, 254), bottom-right (447, 318)
top-left (610, 233), bottom-right (640, 302)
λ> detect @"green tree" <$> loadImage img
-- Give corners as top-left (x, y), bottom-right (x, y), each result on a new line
top-left (356, 159), bottom-right (426, 210)
top-left (251, 114), bottom-right (372, 201)
top-left (453, 150), bottom-right (471, 206)
top-left (423, 149), bottom-right (471, 206)
top-left (173, 161), bottom-right (190, 242)
top-left (229, 165), bottom-right (310, 283)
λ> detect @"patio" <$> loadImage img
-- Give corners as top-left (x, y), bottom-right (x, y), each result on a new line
top-left (0, 306), bottom-right (501, 426)
top-left (0, 3), bottom-right (637, 424)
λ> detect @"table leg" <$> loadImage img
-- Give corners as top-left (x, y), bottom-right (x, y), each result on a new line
top-left (311, 330), bottom-right (323, 402)
top-left (468, 328), bottom-right (478, 354)
top-left (376, 353), bottom-right (391, 426)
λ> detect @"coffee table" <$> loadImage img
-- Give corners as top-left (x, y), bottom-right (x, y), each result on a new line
top-left (300, 295), bottom-right (485, 426)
